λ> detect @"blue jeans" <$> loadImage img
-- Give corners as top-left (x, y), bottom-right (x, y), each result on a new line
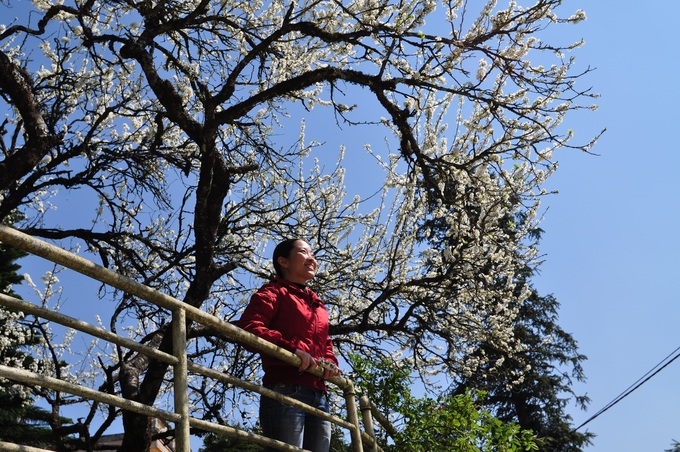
top-left (260, 383), bottom-right (331, 452)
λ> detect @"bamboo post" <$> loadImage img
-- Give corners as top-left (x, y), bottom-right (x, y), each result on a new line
top-left (359, 395), bottom-right (378, 452)
top-left (344, 382), bottom-right (363, 452)
top-left (172, 307), bottom-right (190, 452)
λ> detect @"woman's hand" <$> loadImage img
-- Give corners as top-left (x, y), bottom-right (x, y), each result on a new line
top-left (322, 366), bottom-right (340, 380)
top-left (317, 358), bottom-right (341, 379)
top-left (295, 350), bottom-right (340, 379)
top-left (295, 349), bottom-right (318, 373)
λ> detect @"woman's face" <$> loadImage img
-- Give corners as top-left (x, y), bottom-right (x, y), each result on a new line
top-left (277, 240), bottom-right (317, 284)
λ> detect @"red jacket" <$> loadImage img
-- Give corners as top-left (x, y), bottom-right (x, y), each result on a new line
top-left (239, 278), bottom-right (338, 391)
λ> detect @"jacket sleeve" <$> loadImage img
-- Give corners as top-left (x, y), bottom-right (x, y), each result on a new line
top-left (323, 336), bottom-right (339, 366)
top-left (238, 288), bottom-right (298, 353)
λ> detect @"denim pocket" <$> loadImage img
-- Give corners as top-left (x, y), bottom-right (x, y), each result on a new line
top-left (269, 383), bottom-right (301, 397)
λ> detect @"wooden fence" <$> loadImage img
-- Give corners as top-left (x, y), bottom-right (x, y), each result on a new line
top-left (0, 225), bottom-right (390, 452)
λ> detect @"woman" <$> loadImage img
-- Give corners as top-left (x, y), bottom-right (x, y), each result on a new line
top-left (239, 239), bottom-right (340, 452)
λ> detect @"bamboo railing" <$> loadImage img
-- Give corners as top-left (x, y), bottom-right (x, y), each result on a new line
top-left (0, 225), bottom-right (394, 452)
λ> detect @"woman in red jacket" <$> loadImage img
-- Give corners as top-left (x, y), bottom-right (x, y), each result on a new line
top-left (239, 239), bottom-right (340, 452)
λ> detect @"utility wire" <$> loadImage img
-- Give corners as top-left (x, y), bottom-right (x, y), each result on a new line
top-left (574, 345), bottom-right (680, 432)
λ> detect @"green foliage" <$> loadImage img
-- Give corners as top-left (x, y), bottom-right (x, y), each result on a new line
top-left (0, 242), bottom-right (40, 402)
top-left (197, 426), bottom-right (352, 451)
top-left (421, 197), bottom-right (593, 451)
top-left (0, 402), bottom-right (56, 448)
top-left (198, 431), bottom-right (265, 452)
top-left (665, 440), bottom-right (680, 452)
top-left (0, 238), bottom-right (66, 448)
top-left (329, 425), bottom-right (352, 452)
top-left (449, 269), bottom-right (594, 451)
top-left (350, 354), bottom-right (537, 452)
top-left (0, 242), bottom-right (27, 296)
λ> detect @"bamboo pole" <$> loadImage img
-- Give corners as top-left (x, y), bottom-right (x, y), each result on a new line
top-left (367, 399), bottom-right (398, 438)
top-left (0, 225), bottom-right (347, 387)
top-left (344, 382), bottom-right (363, 452)
top-left (0, 365), bottom-right (308, 452)
top-left (0, 225), bottom-right (389, 451)
top-left (0, 441), bottom-right (55, 452)
top-left (360, 395), bottom-right (379, 452)
top-left (0, 293), bottom-right (178, 365)
top-left (0, 291), bottom-right (360, 440)
top-left (0, 365), bottom-right (181, 423)
top-left (172, 308), bottom-right (190, 451)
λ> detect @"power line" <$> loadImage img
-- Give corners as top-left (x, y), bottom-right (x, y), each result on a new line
top-left (574, 345), bottom-right (680, 432)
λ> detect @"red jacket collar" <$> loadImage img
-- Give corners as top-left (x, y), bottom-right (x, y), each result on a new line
top-left (272, 277), bottom-right (321, 303)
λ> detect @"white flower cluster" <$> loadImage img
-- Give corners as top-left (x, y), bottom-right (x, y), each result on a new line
top-left (0, 0), bottom-right (597, 428)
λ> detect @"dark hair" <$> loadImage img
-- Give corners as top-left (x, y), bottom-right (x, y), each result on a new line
top-left (272, 239), bottom-right (302, 278)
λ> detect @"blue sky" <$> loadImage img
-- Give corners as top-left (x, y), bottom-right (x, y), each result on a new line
top-left (534, 2), bottom-right (680, 451)
top-left (5, 1), bottom-right (679, 451)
